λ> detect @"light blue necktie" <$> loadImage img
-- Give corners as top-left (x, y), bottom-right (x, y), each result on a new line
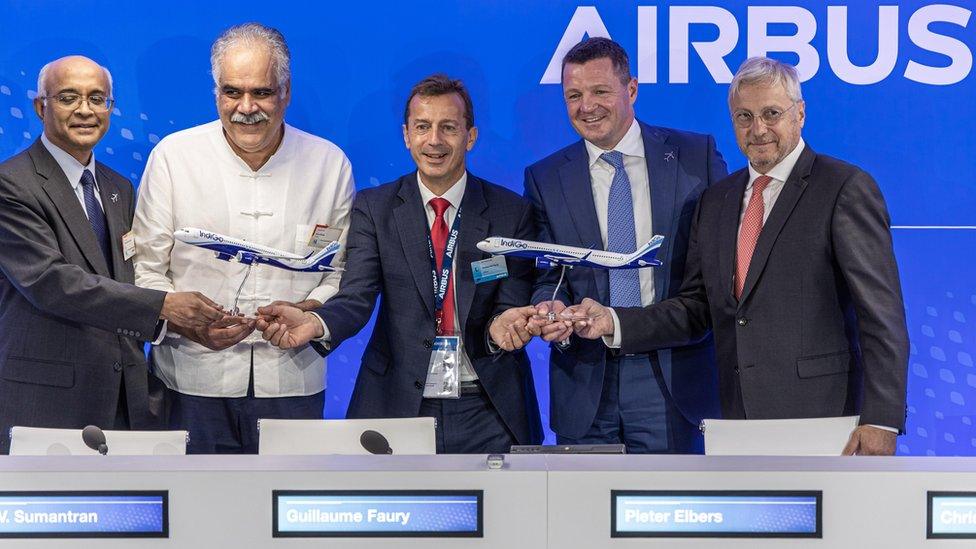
top-left (79, 169), bottom-right (113, 274)
top-left (601, 151), bottom-right (642, 307)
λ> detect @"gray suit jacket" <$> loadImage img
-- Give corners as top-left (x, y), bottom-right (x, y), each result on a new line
top-left (615, 145), bottom-right (909, 431)
top-left (0, 140), bottom-right (166, 452)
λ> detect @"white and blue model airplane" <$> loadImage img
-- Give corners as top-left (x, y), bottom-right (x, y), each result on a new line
top-left (476, 235), bottom-right (665, 270)
top-left (174, 228), bottom-right (341, 273)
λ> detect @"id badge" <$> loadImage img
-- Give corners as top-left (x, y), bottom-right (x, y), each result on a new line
top-left (423, 336), bottom-right (460, 399)
top-left (472, 256), bottom-right (508, 284)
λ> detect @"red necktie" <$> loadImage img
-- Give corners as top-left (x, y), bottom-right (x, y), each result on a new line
top-left (735, 175), bottom-right (772, 300)
top-left (429, 197), bottom-right (455, 335)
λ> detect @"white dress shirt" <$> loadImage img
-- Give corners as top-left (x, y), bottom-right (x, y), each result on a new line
top-left (583, 118), bottom-right (656, 306)
top-left (313, 172), bottom-right (479, 383)
top-left (132, 120), bottom-right (355, 398)
top-left (41, 133), bottom-right (103, 214)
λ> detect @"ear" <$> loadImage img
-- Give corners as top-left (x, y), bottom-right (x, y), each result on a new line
top-left (402, 124), bottom-right (410, 149)
top-left (33, 97), bottom-right (45, 120)
top-left (465, 126), bottom-right (479, 151)
top-left (796, 100), bottom-right (806, 128)
top-left (627, 76), bottom-right (638, 105)
top-left (281, 81), bottom-right (292, 108)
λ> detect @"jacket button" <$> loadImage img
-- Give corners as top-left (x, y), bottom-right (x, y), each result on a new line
top-left (423, 339), bottom-right (432, 349)
top-left (113, 362), bottom-right (122, 372)
top-left (414, 381), bottom-right (423, 390)
top-left (134, 332), bottom-right (141, 338)
top-left (737, 318), bottom-right (748, 326)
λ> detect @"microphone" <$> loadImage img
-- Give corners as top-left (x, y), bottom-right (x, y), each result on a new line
top-left (360, 430), bottom-right (393, 455)
top-left (82, 425), bottom-right (108, 455)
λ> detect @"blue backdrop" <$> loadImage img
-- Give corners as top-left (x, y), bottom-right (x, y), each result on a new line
top-left (1, 1), bottom-right (973, 454)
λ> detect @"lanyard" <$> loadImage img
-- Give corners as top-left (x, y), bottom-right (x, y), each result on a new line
top-left (427, 206), bottom-right (462, 329)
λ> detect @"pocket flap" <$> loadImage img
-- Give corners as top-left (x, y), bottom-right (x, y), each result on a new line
top-left (796, 351), bottom-right (852, 379)
top-left (2, 357), bottom-right (75, 388)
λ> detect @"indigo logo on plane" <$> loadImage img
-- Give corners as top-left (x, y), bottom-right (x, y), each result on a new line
top-left (200, 231), bottom-right (223, 242)
top-left (501, 239), bottom-right (528, 249)
top-left (541, 5), bottom-right (973, 86)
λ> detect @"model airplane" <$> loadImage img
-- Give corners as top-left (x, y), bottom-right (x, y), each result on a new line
top-left (476, 235), bottom-right (664, 270)
top-left (173, 228), bottom-right (341, 273)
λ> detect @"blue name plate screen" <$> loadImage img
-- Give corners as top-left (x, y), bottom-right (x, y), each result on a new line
top-left (929, 492), bottom-right (976, 539)
top-left (0, 491), bottom-right (167, 538)
top-left (273, 490), bottom-right (482, 537)
top-left (612, 490), bottom-right (821, 538)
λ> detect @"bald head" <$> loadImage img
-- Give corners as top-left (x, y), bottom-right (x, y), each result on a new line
top-left (34, 56), bottom-right (114, 165)
top-left (37, 56), bottom-right (113, 98)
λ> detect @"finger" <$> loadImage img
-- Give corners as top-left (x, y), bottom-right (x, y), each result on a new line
top-left (191, 292), bottom-right (222, 309)
top-left (270, 327), bottom-right (286, 347)
top-left (262, 323), bottom-right (281, 342)
top-left (841, 432), bottom-right (859, 456)
top-left (512, 321), bottom-right (532, 342)
top-left (507, 326), bottom-right (526, 349)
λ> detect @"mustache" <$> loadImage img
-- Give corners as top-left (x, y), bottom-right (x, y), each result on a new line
top-left (230, 111), bottom-right (270, 125)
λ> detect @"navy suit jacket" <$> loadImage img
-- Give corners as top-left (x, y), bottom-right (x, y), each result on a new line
top-left (0, 140), bottom-right (166, 452)
top-left (616, 146), bottom-right (909, 431)
top-left (524, 121), bottom-right (727, 442)
top-left (314, 172), bottom-right (543, 445)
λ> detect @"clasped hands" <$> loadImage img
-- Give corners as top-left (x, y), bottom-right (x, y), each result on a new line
top-left (488, 298), bottom-right (618, 352)
top-left (163, 295), bottom-right (323, 351)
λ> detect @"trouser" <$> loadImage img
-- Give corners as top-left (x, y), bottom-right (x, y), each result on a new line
top-left (419, 381), bottom-right (517, 454)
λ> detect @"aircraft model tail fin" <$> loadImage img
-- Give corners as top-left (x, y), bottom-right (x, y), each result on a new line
top-left (625, 234), bottom-right (665, 267)
top-left (304, 241), bottom-right (342, 269)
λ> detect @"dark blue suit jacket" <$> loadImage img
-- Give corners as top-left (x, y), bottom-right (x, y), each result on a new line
top-left (524, 121), bottom-right (727, 444)
top-left (314, 172), bottom-right (543, 445)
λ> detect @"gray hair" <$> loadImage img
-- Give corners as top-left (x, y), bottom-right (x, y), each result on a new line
top-left (728, 57), bottom-right (802, 110)
top-left (210, 23), bottom-right (290, 96)
top-left (36, 58), bottom-right (114, 98)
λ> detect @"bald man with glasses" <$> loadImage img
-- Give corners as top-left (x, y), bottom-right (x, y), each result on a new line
top-left (0, 55), bottom-right (224, 453)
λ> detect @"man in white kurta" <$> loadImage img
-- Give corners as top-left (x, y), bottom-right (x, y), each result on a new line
top-left (132, 23), bottom-right (354, 453)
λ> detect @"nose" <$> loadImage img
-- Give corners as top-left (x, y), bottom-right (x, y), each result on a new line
top-left (237, 93), bottom-right (259, 113)
top-left (427, 127), bottom-right (444, 145)
top-left (75, 98), bottom-right (95, 117)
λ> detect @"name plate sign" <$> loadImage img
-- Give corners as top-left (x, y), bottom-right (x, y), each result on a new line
top-left (929, 492), bottom-right (976, 539)
top-left (612, 490), bottom-right (821, 538)
top-left (0, 491), bottom-right (167, 538)
top-left (273, 490), bottom-right (482, 537)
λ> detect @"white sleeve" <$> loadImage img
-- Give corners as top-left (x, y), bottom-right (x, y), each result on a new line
top-left (306, 154), bottom-right (355, 304)
top-left (132, 146), bottom-right (177, 293)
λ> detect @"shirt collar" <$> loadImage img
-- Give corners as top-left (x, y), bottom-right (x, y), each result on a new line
top-left (41, 132), bottom-right (97, 190)
top-left (417, 171), bottom-right (468, 210)
top-left (748, 137), bottom-right (806, 185)
top-left (585, 118), bottom-right (644, 168)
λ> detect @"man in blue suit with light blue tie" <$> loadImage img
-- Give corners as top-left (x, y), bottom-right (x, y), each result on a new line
top-left (526, 38), bottom-right (727, 453)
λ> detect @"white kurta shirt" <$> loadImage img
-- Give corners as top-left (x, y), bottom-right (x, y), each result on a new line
top-left (132, 120), bottom-right (355, 398)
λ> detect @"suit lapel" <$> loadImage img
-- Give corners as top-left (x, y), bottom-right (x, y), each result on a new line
top-left (30, 141), bottom-right (111, 277)
top-left (557, 142), bottom-right (608, 303)
top-left (719, 171), bottom-right (749, 303)
top-left (393, 174), bottom-right (436, 318)
top-left (738, 146), bottom-right (815, 305)
top-left (95, 164), bottom-right (127, 278)
top-left (641, 123), bottom-right (679, 300)
top-left (455, 174), bottom-right (489, 330)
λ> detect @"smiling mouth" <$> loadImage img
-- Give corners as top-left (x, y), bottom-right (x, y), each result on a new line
top-left (423, 152), bottom-right (448, 161)
top-left (579, 115), bottom-right (605, 124)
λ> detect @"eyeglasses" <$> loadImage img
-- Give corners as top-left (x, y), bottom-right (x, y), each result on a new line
top-left (40, 93), bottom-right (114, 113)
top-left (732, 102), bottom-right (797, 128)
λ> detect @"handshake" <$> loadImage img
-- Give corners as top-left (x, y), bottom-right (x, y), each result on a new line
top-left (487, 298), bottom-right (616, 352)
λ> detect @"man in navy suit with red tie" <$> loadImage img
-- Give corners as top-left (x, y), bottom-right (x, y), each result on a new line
top-left (257, 75), bottom-right (542, 453)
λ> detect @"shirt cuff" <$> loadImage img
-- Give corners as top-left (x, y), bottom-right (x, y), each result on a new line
top-left (151, 319), bottom-right (168, 345)
top-left (867, 424), bottom-right (899, 434)
top-left (602, 307), bottom-right (622, 349)
top-left (310, 312), bottom-right (332, 349)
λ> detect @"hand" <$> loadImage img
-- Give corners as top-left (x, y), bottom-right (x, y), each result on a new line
top-left (160, 291), bottom-right (225, 328)
top-left (841, 425), bottom-right (897, 456)
top-left (176, 314), bottom-right (256, 351)
top-left (534, 301), bottom-right (572, 343)
top-left (489, 306), bottom-right (539, 352)
top-left (259, 299), bottom-right (323, 315)
top-left (564, 298), bottom-right (615, 340)
top-left (255, 303), bottom-right (324, 349)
